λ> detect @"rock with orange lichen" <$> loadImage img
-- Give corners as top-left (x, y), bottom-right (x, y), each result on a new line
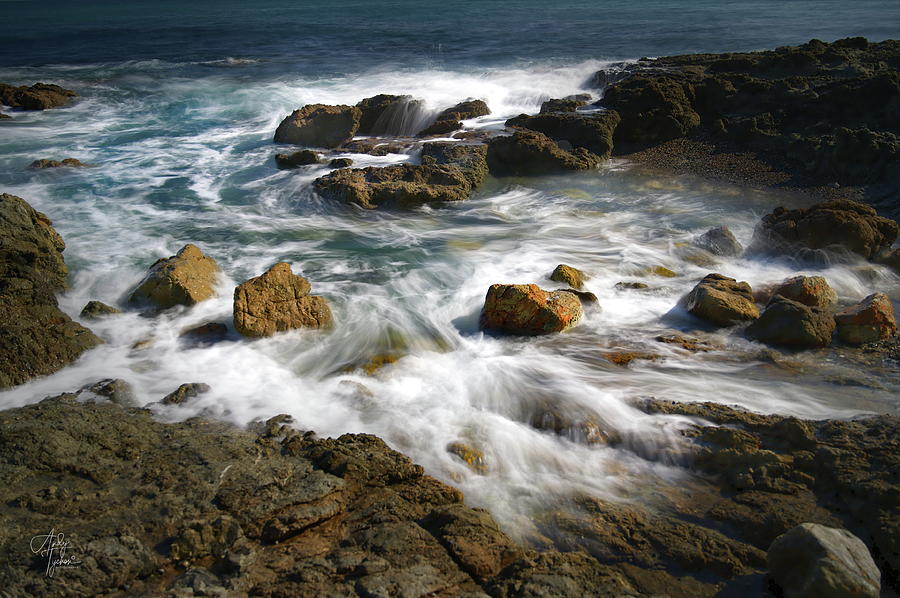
top-left (479, 283), bottom-right (583, 335)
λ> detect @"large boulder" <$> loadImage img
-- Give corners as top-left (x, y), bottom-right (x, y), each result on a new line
top-left (356, 94), bottom-right (426, 136)
top-left (487, 130), bottom-right (600, 176)
top-left (767, 523), bottom-right (880, 598)
top-left (749, 200), bottom-right (898, 261)
top-left (314, 143), bottom-right (487, 208)
top-left (0, 82), bottom-right (77, 110)
top-left (273, 104), bottom-right (362, 148)
top-left (834, 292), bottom-right (897, 345)
top-left (0, 193), bottom-right (101, 389)
top-left (233, 262), bottom-right (332, 337)
top-left (479, 283), bottom-right (583, 335)
top-left (694, 226), bottom-right (743, 257)
top-left (746, 296), bottom-right (835, 348)
top-left (505, 110), bottom-right (620, 157)
top-left (682, 273), bottom-right (759, 326)
top-left (128, 244), bottom-right (220, 310)
top-left (770, 275), bottom-right (837, 308)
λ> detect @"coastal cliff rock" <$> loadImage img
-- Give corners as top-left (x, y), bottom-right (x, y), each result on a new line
top-left (834, 292), bottom-right (897, 345)
top-left (750, 199), bottom-right (898, 261)
top-left (273, 104), bottom-right (362, 148)
top-left (505, 110), bottom-right (620, 158)
top-left (479, 283), bottom-right (584, 335)
top-left (487, 129), bottom-right (600, 176)
top-left (682, 273), bottom-right (759, 326)
top-left (0, 193), bottom-right (101, 389)
top-left (128, 244), bottom-right (220, 310)
top-left (0, 82), bottom-right (77, 110)
top-left (233, 262), bottom-right (332, 337)
top-left (313, 143), bottom-right (487, 208)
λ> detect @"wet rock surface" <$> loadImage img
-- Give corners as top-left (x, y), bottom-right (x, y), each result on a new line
top-left (549, 263), bottom-right (587, 290)
top-left (834, 292), bottom-right (897, 345)
top-left (747, 295), bottom-right (836, 348)
top-left (505, 110), bottom-right (620, 158)
top-left (683, 273), bottom-right (759, 326)
top-left (274, 149), bottom-right (321, 168)
top-left (128, 244), bottom-right (220, 310)
top-left (0, 82), bottom-right (77, 110)
top-left (273, 103), bottom-right (362, 148)
top-left (479, 283), bottom-right (584, 335)
top-left (694, 226), bottom-right (743, 257)
top-left (770, 275), bottom-right (837, 309)
top-left (487, 129), bottom-right (600, 176)
top-left (79, 300), bottom-right (121, 320)
top-left (29, 158), bottom-right (90, 169)
top-left (0, 193), bottom-right (101, 389)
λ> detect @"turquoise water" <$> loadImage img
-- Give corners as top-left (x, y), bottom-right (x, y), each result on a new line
top-left (1, 1), bottom-right (898, 535)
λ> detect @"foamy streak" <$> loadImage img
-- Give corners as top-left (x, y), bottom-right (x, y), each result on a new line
top-left (0, 58), bottom-right (898, 537)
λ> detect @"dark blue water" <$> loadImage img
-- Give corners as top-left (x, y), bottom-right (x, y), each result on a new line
top-left (2, 0), bottom-right (899, 72)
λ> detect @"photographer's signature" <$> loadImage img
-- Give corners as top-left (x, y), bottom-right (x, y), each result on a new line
top-left (30, 529), bottom-right (81, 577)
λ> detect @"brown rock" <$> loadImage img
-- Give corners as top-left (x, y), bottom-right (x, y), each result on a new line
top-left (128, 244), bottom-right (220, 310)
top-left (233, 262), bottom-right (332, 337)
top-left (549, 263), bottom-right (587, 290)
top-left (0, 82), bottom-right (77, 110)
top-left (505, 110), bottom-right (620, 158)
top-left (487, 129), bottom-right (600, 176)
top-left (539, 96), bottom-right (590, 113)
top-left (161, 382), bottom-right (211, 405)
top-left (433, 99), bottom-right (490, 122)
top-left (694, 226), bottom-right (743, 257)
top-left (274, 150), bottom-right (321, 168)
top-left (479, 284), bottom-right (583, 335)
top-left (746, 296), bottom-right (835, 348)
top-left (356, 94), bottom-right (425, 136)
top-left (446, 442), bottom-right (488, 474)
top-left (417, 119), bottom-right (462, 137)
top-left (29, 158), bottom-right (89, 169)
top-left (80, 300), bottom-right (121, 319)
top-left (602, 351), bottom-right (660, 367)
top-left (834, 292), bottom-right (897, 345)
top-left (770, 275), bottom-right (838, 308)
top-left (179, 322), bottom-right (228, 344)
top-left (328, 157), bottom-right (353, 168)
top-left (683, 273), bottom-right (760, 326)
top-left (273, 104), bottom-right (362, 148)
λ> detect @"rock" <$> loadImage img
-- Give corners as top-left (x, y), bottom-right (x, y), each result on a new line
top-left (540, 97), bottom-right (590, 113)
top-left (487, 129), bottom-right (600, 176)
top-left (274, 149), bottom-right (321, 168)
top-left (314, 143), bottom-right (486, 208)
top-left (645, 265), bottom-right (678, 277)
top-left (356, 94), bottom-right (426, 136)
top-left (273, 103), bottom-right (362, 148)
top-left (487, 552), bottom-right (639, 598)
top-left (746, 296), bottom-right (835, 348)
top-left (233, 262), bottom-right (332, 337)
top-left (29, 158), bottom-right (89, 169)
top-left (342, 138), bottom-right (411, 156)
top-left (479, 284), bottom-right (583, 335)
top-left (328, 157), bottom-right (353, 168)
top-left (128, 244), bottom-right (220, 310)
top-left (655, 333), bottom-right (720, 352)
top-left (549, 264), bottom-right (587, 290)
top-left (874, 246), bottom-right (900, 273)
top-left (0, 82), bottom-right (77, 110)
top-left (179, 322), bottom-right (229, 345)
top-left (683, 273), bottom-right (760, 326)
top-left (446, 442), bottom-right (488, 475)
top-left (0, 193), bottom-right (101, 389)
top-left (417, 118), bottom-right (462, 137)
top-left (602, 351), bottom-right (660, 367)
top-left (556, 288), bottom-right (598, 306)
top-left (161, 382), bottom-right (212, 405)
top-left (767, 523), bottom-right (880, 598)
top-left (80, 300), bottom-right (121, 319)
top-left (78, 378), bottom-right (136, 407)
top-left (529, 405), bottom-right (615, 445)
top-left (750, 200), bottom-right (898, 261)
top-left (615, 281), bottom-right (649, 290)
top-left (505, 110), bottom-right (620, 157)
top-left (834, 292), bottom-right (897, 345)
top-left (0, 112), bottom-right (9, 119)
top-left (770, 275), bottom-right (837, 308)
top-left (417, 100), bottom-right (490, 137)
top-left (694, 226), bottom-right (743, 256)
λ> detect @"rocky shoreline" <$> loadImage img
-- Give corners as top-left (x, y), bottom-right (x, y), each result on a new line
top-left (1, 37), bottom-right (899, 597)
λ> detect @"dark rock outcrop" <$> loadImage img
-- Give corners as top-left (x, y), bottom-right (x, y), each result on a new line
top-left (29, 158), bottom-right (89, 169)
top-left (0, 82), bottom-right (77, 110)
top-left (233, 262), bottom-right (332, 337)
top-left (479, 283), bottom-right (583, 335)
top-left (418, 99), bottom-right (490, 137)
top-left (505, 110), bottom-right (620, 157)
top-left (161, 382), bottom-right (212, 405)
top-left (682, 273), bottom-right (759, 326)
top-left (79, 300), bottom-right (121, 320)
top-left (747, 295), bottom-right (836, 348)
top-left (128, 244), bottom-right (220, 310)
top-left (328, 157), bottom-right (353, 168)
top-left (273, 104), bottom-right (362, 148)
top-left (694, 226), bottom-right (743, 256)
top-left (275, 149), bottom-right (321, 168)
top-left (356, 94), bottom-right (425, 136)
top-left (314, 143), bottom-right (487, 208)
top-left (539, 95), bottom-right (591, 113)
top-left (0, 194), bottom-right (101, 389)
top-left (834, 292), bottom-right (897, 345)
top-left (750, 199), bottom-right (898, 261)
top-left (487, 130), bottom-right (600, 176)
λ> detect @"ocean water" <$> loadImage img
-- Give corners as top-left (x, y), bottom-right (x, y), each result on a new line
top-left (1, 1), bottom-right (899, 537)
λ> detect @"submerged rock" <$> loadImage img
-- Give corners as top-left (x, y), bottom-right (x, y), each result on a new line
top-left (479, 283), bottom-right (583, 335)
top-left (750, 199), bottom-right (898, 261)
top-left (128, 244), bottom-right (220, 310)
top-left (682, 273), bottom-right (759, 326)
top-left (0, 193), bottom-right (101, 389)
top-left (549, 263), bottom-right (587, 290)
top-left (29, 158), bottom-right (89, 169)
top-left (78, 378), bottom-right (136, 407)
top-left (446, 441), bottom-right (488, 475)
top-left (161, 382), bottom-right (212, 405)
top-left (767, 523), bottom-right (881, 598)
top-left (179, 322), bottom-right (229, 344)
top-left (80, 300), bottom-right (121, 319)
top-left (834, 292), bottom-right (897, 345)
top-left (233, 262), bottom-right (332, 337)
top-left (505, 110), bottom-right (620, 158)
top-left (314, 143), bottom-right (486, 208)
top-left (0, 82), bottom-right (77, 110)
top-left (487, 129), bottom-right (600, 176)
top-left (694, 226), bottom-right (743, 257)
top-left (274, 149), bottom-right (321, 168)
top-left (273, 103), bottom-right (362, 148)
top-left (747, 296), bottom-right (835, 348)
